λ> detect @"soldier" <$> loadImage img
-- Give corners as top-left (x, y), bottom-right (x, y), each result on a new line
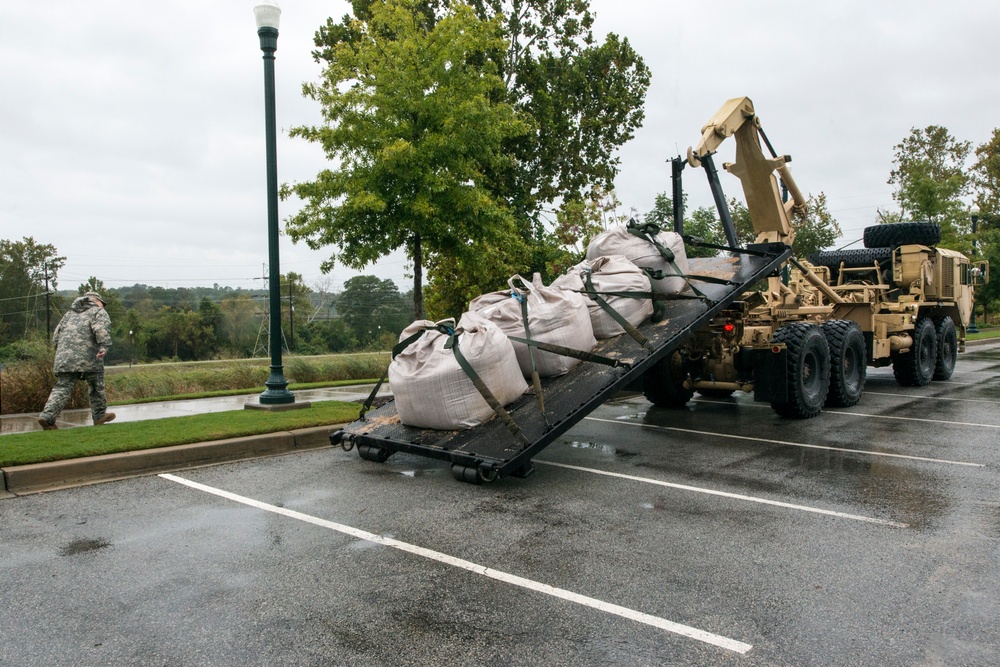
top-left (37, 291), bottom-right (116, 430)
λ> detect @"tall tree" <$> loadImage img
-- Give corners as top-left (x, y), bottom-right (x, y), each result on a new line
top-left (888, 125), bottom-right (972, 245)
top-left (645, 193), bottom-right (724, 259)
top-left (337, 275), bottom-right (410, 346)
top-left (0, 237), bottom-right (65, 345)
top-left (972, 128), bottom-right (1000, 223)
top-left (284, 0), bottom-right (529, 320)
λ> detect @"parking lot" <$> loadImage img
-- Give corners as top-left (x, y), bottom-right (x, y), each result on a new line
top-left (2, 343), bottom-right (998, 666)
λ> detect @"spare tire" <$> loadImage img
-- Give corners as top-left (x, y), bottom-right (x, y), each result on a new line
top-left (808, 248), bottom-right (892, 284)
top-left (863, 222), bottom-right (941, 248)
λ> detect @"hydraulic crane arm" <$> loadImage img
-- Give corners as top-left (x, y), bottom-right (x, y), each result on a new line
top-left (687, 97), bottom-right (807, 247)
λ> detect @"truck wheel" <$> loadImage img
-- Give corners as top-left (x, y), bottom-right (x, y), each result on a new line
top-left (643, 351), bottom-right (694, 408)
top-left (770, 322), bottom-right (830, 419)
top-left (892, 317), bottom-right (937, 386)
top-left (822, 320), bottom-right (866, 407)
top-left (932, 316), bottom-right (957, 380)
top-left (863, 222), bottom-right (941, 249)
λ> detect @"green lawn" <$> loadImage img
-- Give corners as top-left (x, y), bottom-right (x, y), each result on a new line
top-left (0, 400), bottom-right (361, 468)
top-left (967, 326), bottom-right (1000, 341)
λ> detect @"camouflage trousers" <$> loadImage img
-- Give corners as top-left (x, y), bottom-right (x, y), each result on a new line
top-left (40, 371), bottom-right (108, 424)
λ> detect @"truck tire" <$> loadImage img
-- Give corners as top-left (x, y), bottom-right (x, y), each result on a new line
top-left (808, 248), bottom-right (892, 284)
top-left (892, 316), bottom-right (937, 386)
top-left (933, 316), bottom-right (957, 380)
top-left (769, 322), bottom-right (830, 419)
top-left (822, 320), bottom-right (866, 407)
top-left (643, 350), bottom-right (694, 408)
top-left (863, 222), bottom-right (941, 249)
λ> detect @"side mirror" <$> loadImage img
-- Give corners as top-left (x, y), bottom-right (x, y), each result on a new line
top-left (973, 260), bottom-right (990, 285)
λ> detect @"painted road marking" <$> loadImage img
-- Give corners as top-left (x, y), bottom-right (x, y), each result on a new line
top-left (692, 398), bottom-right (1000, 430)
top-left (159, 473), bottom-right (753, 655)
top-left (584, 417), bottom-right (986, 469)
top-left (862, 390), bottom-right (999, 404)
top-left (533, 460), bottom-right (908, 528)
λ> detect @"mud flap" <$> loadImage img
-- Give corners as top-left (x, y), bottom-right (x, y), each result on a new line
top-left (752, 347), bottom-right (788, 403)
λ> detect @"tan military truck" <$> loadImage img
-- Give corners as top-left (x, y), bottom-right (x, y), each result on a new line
top-left (643, 97), bottom-right (990, 418)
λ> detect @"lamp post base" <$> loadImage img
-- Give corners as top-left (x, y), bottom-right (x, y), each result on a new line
top-left (245, 400), bottom-right (312, 412)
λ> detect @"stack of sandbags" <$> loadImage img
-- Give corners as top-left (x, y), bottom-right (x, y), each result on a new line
top-left (551, 255), bottom-right (654, 338)
top-left (389, 313), bottom-right (528, 430)
top-left (469, 273), bottom-right (596, 378)
top-left (586, 221), bottom-right (690, 295)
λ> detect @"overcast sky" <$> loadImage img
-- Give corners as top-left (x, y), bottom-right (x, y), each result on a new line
top-left (2, 0), bottom-right (998, 293)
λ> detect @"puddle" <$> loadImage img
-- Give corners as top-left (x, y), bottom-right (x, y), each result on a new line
top-left (59, 538), bottom-right (110, 556)
top-left (567, 441), bottom-right (639, 459)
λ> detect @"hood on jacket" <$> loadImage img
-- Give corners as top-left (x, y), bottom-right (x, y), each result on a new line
top-left (71, 295), bottom-right (100, 313)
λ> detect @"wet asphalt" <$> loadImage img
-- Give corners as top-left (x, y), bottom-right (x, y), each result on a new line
top-left (1, 344), bottom-right (998, 666)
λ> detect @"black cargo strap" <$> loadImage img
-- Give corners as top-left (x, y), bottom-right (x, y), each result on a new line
top-left (627, 219), bottom-right (675, 263)
top-left (444, 331), bottom-right (530, 447)
top-left (359, 321), bottom-right (456, 419)
top-left (626, 219), bottom-right (710, 302)
top-left (510, 279), bottom-right (545, 421)
top-left (583, 271), bottom-right (653, 350)
top-left (507, 336), bottom-right (627, 369)
top-left (682, 235), bottom-right (770, 257)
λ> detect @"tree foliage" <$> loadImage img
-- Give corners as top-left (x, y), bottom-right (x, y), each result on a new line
top-left (888, 125), bottom-right (972, 246)
top-left (285, 0), bottom-right (530, 320)
top-left (0, 237), bottom-right (65, 346)
top-left (290, 0), bottom-right (650, 319)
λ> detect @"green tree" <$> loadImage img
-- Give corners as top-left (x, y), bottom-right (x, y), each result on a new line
top-left (285, 0), bottom-right (530, 320)
top-left (220, 294), bottom-right (261, 357)
top-left (645, 193), bottom-right (724, 259)
top-left (788, 193), bottom-right (842, 257)
top-left (888, 125), bottom-right (972, 246)
top-left (0, 237), bottom-right (65, 345)
top-left (338, 275), bottom-right (411, 347)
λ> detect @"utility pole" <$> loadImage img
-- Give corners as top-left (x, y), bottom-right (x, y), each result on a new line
top-left (44, 260), bottom-right (52, 342)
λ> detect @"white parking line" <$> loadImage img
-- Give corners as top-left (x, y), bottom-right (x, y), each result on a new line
top-left (863, 390), bottom-right (999, 404)
top-left (693, 398), bottom-right (1000, 429)
top-left (534, 460), bottom-right (908, 528)
top-left (159, 473), bottom-right (753, 655)
top-left (584, 417), bottom-right (986, 468)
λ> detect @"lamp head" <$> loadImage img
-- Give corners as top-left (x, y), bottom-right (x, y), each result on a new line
top-left (254, 1), bottom-right (281, 30)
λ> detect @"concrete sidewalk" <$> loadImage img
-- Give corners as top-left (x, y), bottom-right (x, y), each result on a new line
top-left (0, 385), bottom-right (389, 498)
top-left (1, 384), bottom-right (387, 434)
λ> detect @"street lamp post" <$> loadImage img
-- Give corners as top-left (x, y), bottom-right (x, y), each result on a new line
top-left (969, 206), bottom-right (980, 334)
top-left (254, 0), bottom-right (296, 406)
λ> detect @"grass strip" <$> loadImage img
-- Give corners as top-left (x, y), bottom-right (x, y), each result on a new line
top-left (0, 400), bottom-right (360, 468)
top-left (967, 327), bottom-right (1000, 341)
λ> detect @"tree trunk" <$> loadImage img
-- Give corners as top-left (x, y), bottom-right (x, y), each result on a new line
top-left (412, 233), bottom-right (424, 321)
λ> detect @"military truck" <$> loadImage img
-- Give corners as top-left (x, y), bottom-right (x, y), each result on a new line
top-left (643, 97), bottom-right (990, 418)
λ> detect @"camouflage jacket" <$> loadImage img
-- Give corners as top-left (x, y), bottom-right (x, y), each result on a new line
top-left (52, 296), bottom-right (112, 373)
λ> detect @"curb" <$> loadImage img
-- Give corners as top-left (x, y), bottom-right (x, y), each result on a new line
top-left (0, 424), bottom-right (345, 498)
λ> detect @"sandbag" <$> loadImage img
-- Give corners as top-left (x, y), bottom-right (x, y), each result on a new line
top-left (469, 273), bottom-right (596, 378)
top-left (586, 221), bottom-right (690, 295)
top-left (551, 255), bottom-right (654, 338)
top-left (389, 314), bottom-right (528, 430)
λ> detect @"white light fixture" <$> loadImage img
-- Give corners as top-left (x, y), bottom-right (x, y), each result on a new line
top-left (254, 0), bottom-right (281, 30)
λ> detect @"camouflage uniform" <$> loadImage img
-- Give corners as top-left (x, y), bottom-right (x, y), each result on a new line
top-left (39, 293), bottom-right (113, 426)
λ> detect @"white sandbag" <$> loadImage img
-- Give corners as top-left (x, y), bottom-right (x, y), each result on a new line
top-left (389, 315), bottom-right (528, 430)
top-left (469, 273), bottom-right (596, 377)
top-left (586, 221), bottom-right (690, 295)
top-left (551, 255), bottom-right (654, 338)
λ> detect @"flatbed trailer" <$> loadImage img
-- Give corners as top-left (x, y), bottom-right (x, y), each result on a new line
top-left (331, 243), bottom-right (793, 484)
